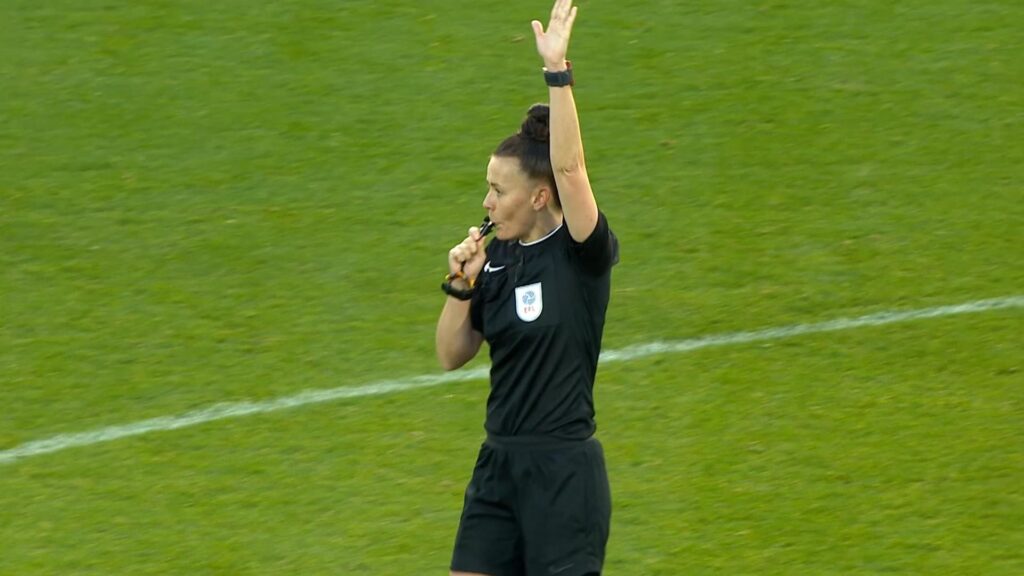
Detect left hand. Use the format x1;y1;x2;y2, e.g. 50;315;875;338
531;0;578;70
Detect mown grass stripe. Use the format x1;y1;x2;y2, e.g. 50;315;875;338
2;295;1021;465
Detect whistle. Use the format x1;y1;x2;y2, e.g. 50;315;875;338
479;216;495;237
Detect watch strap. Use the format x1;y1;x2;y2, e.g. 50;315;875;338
543;60;574;87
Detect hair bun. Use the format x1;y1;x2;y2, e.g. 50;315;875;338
520;104;550;143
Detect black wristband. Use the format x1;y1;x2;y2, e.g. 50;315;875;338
441;273;474;300
543;60;574;87
441;280;474;300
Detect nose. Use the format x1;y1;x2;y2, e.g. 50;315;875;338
482;189;495;210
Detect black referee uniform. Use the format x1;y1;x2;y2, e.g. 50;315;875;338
451;211;619;576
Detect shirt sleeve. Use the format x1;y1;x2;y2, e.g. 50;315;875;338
571;211;619;276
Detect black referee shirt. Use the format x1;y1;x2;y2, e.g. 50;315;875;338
470;211;619;440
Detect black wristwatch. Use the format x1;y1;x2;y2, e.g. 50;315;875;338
441;272;474;301
543;60;574;87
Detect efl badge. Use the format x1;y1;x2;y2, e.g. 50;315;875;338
514;282;543;322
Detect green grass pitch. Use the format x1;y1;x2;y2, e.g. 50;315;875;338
2;0;1022;573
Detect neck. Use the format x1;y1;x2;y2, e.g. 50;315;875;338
520;210;562;244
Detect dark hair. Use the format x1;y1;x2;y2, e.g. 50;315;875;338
493;104;560;207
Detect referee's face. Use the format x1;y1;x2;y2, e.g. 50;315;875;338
484;155;541;241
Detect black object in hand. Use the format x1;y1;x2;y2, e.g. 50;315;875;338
479;216;495;237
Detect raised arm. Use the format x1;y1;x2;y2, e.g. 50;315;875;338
531;0;599;243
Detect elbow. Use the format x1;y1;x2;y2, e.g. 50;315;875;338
436;350;465;372
435;328;480;371
552;150;585;175
553;160;584;176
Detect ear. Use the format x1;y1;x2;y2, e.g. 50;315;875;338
531;185;552;211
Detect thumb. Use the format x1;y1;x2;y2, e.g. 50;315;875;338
531;20;544;39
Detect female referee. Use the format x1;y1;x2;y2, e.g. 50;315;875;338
435;2;618;575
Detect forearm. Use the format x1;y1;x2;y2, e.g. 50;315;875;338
435;297;482;371
544;57;599;240
545;63;586;174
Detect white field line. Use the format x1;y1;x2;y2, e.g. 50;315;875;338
2;295;1021;466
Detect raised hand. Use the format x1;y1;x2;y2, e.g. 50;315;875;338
531;0;578;70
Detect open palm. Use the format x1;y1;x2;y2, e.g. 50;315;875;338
531;0;578;69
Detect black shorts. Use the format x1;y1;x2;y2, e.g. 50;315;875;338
450;435;611;576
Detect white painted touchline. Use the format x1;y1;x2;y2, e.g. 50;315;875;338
597;295;1024;362
1;295;1021;465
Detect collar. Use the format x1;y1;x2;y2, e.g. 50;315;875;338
518;221;563;247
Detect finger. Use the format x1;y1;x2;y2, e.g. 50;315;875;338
468;226;481;241
567;5;578;27
531;19;544;39
555;0;572;20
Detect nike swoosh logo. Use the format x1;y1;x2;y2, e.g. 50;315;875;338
484;262;506;273
549;562;575;574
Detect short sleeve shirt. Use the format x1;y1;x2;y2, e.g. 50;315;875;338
470;211;619;440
